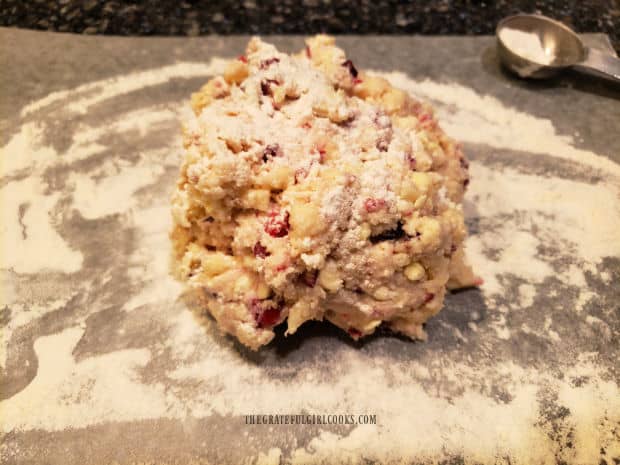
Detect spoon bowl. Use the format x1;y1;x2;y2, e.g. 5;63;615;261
496;14;585;78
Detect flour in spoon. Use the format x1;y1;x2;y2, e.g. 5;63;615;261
499;28;555;65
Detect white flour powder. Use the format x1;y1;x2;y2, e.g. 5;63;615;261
498;28;555;65
1;60;619;464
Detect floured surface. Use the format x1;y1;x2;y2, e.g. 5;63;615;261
1;30;619;465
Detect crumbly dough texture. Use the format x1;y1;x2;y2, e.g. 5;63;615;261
171;35;477;350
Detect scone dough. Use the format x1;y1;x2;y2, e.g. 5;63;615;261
171;35;477;350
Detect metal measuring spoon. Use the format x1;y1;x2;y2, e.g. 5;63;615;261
496;14;620;83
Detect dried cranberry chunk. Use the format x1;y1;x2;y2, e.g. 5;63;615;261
262;143;282;162
406;152;416;170
264;211;290;237
258;306;281;328
419;113;431;122
249;298;283;328
253;242;270;258
259;57;280;69
348;327;362;338
260;79;279;96
275;262;288;272
342;59;358;78
260;80;271;96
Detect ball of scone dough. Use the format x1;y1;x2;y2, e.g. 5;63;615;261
170;35;478;350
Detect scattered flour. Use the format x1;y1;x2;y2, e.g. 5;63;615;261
517;283;536;308
4;311;618;465
0;176;84;274
69;159;165;220
20;60;230;117
0;327;177;431
2;60;619;465
122;205;183;312
462;162;620;297
1;122;59;175
255;447;282;465
0;294;75;370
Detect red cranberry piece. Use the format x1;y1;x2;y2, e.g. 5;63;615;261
424;292;435;304
257;306;281;328
301;270;318;288
342;59;358;78
260;80;271;96
238;55;248;63
253;242;270;258
249;298;283;328
259;57;280;69
264;211;290;238
406;152;416;170
348;327;362;338
262;143;282;162
260;79;279;96
353;77;363;85
463;178;470;187
419;113;432;123
364;198;386;213
305;46;312;58
459;157;469;169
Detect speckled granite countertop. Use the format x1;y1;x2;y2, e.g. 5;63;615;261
1;0;619;53
1;28;620;465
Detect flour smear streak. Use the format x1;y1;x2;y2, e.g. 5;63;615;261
1;60;619;465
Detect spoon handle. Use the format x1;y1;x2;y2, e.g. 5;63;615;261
572;47;620;83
